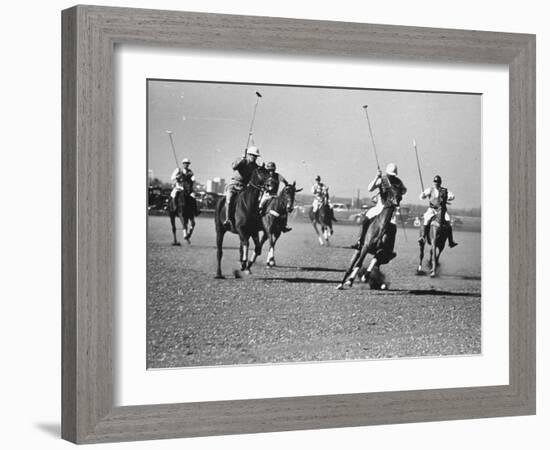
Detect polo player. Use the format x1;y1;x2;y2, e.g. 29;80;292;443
418;175;458;248
311;175;328;213
170;158;199;215
224;145;261;228
259;161;292;233
351;163;407;250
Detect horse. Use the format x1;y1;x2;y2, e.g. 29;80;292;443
168;185;197;246
259;181;302;267
418;191;450;277
214;166;269;278
337;198;397;290
309;201;334;246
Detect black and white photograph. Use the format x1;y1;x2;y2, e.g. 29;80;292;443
146;79;482;369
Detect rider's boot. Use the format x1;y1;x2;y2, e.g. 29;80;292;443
448;226;459;248
350;217;370;250
170;195;177;211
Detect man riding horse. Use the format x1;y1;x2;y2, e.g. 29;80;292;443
224;145;261;229
259;161;292;233
418;175;458;248
311;175;327;213
350;163;407;251
311;175;336;222
170;158;200;215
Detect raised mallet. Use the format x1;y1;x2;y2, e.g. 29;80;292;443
166;130;179;167
413;138;425;192
245;91;263;150
362;105;381;171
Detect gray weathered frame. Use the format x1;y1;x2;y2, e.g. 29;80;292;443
62;5;536;444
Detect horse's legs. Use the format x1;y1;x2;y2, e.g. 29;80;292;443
266;233;277;266
347;245;371;286
182;217;189;242
215;227;226;279
430;245;436;277
418;240;425;273
247;233;262;271
360;257;378;283
178;213;186;242
312;221;323;246
323;226;330;245
187;216;196;241
240;237;250;272
170;214;180;245
433;245;443;276
259;232;270;265
337;246;367;289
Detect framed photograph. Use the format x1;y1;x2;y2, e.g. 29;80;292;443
62;5;535;444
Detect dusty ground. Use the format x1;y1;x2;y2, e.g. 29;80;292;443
147;216;481;368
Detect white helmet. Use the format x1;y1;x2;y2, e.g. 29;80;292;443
246;146;260;157
385;162;398;176
181;158;191;164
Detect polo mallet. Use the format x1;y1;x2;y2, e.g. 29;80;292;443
166;130;179;167
245;91;263;152
413;138;425;192
362;105;381;172
363;106;407;241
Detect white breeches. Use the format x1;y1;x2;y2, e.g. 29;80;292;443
171;186;195;199
312;198;322;212
260;192;274;208
423;208;450;225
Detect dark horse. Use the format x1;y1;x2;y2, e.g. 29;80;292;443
309;202;334;246
418;189;450;277
337;197;397;290
260;182;302;267
214;166;269;278
168;185;197;246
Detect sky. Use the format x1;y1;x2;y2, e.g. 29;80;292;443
148;80;481;209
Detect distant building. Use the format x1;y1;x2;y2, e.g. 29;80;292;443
206;177;226;194
213;177;226;193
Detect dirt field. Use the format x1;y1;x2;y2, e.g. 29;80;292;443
147;215;481;368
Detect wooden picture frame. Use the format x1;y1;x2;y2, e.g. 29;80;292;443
62;5;535;444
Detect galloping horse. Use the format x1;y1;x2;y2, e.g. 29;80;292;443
309;202;334;246
214;166;269;278
337;197;397;290
260;181;301;267
418;189;450;277
168;183;197;246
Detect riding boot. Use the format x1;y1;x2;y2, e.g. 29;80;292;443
351;217;370;250
170;196;177;211
418;224;429;243
448;226;458;248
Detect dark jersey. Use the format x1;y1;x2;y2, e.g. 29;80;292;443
379;175;407;205
265;172;287;195
231;157;259;184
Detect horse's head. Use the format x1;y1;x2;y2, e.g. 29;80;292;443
435;188;449;223
379;178;402;210
282;181;302;213
250;163;270;189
